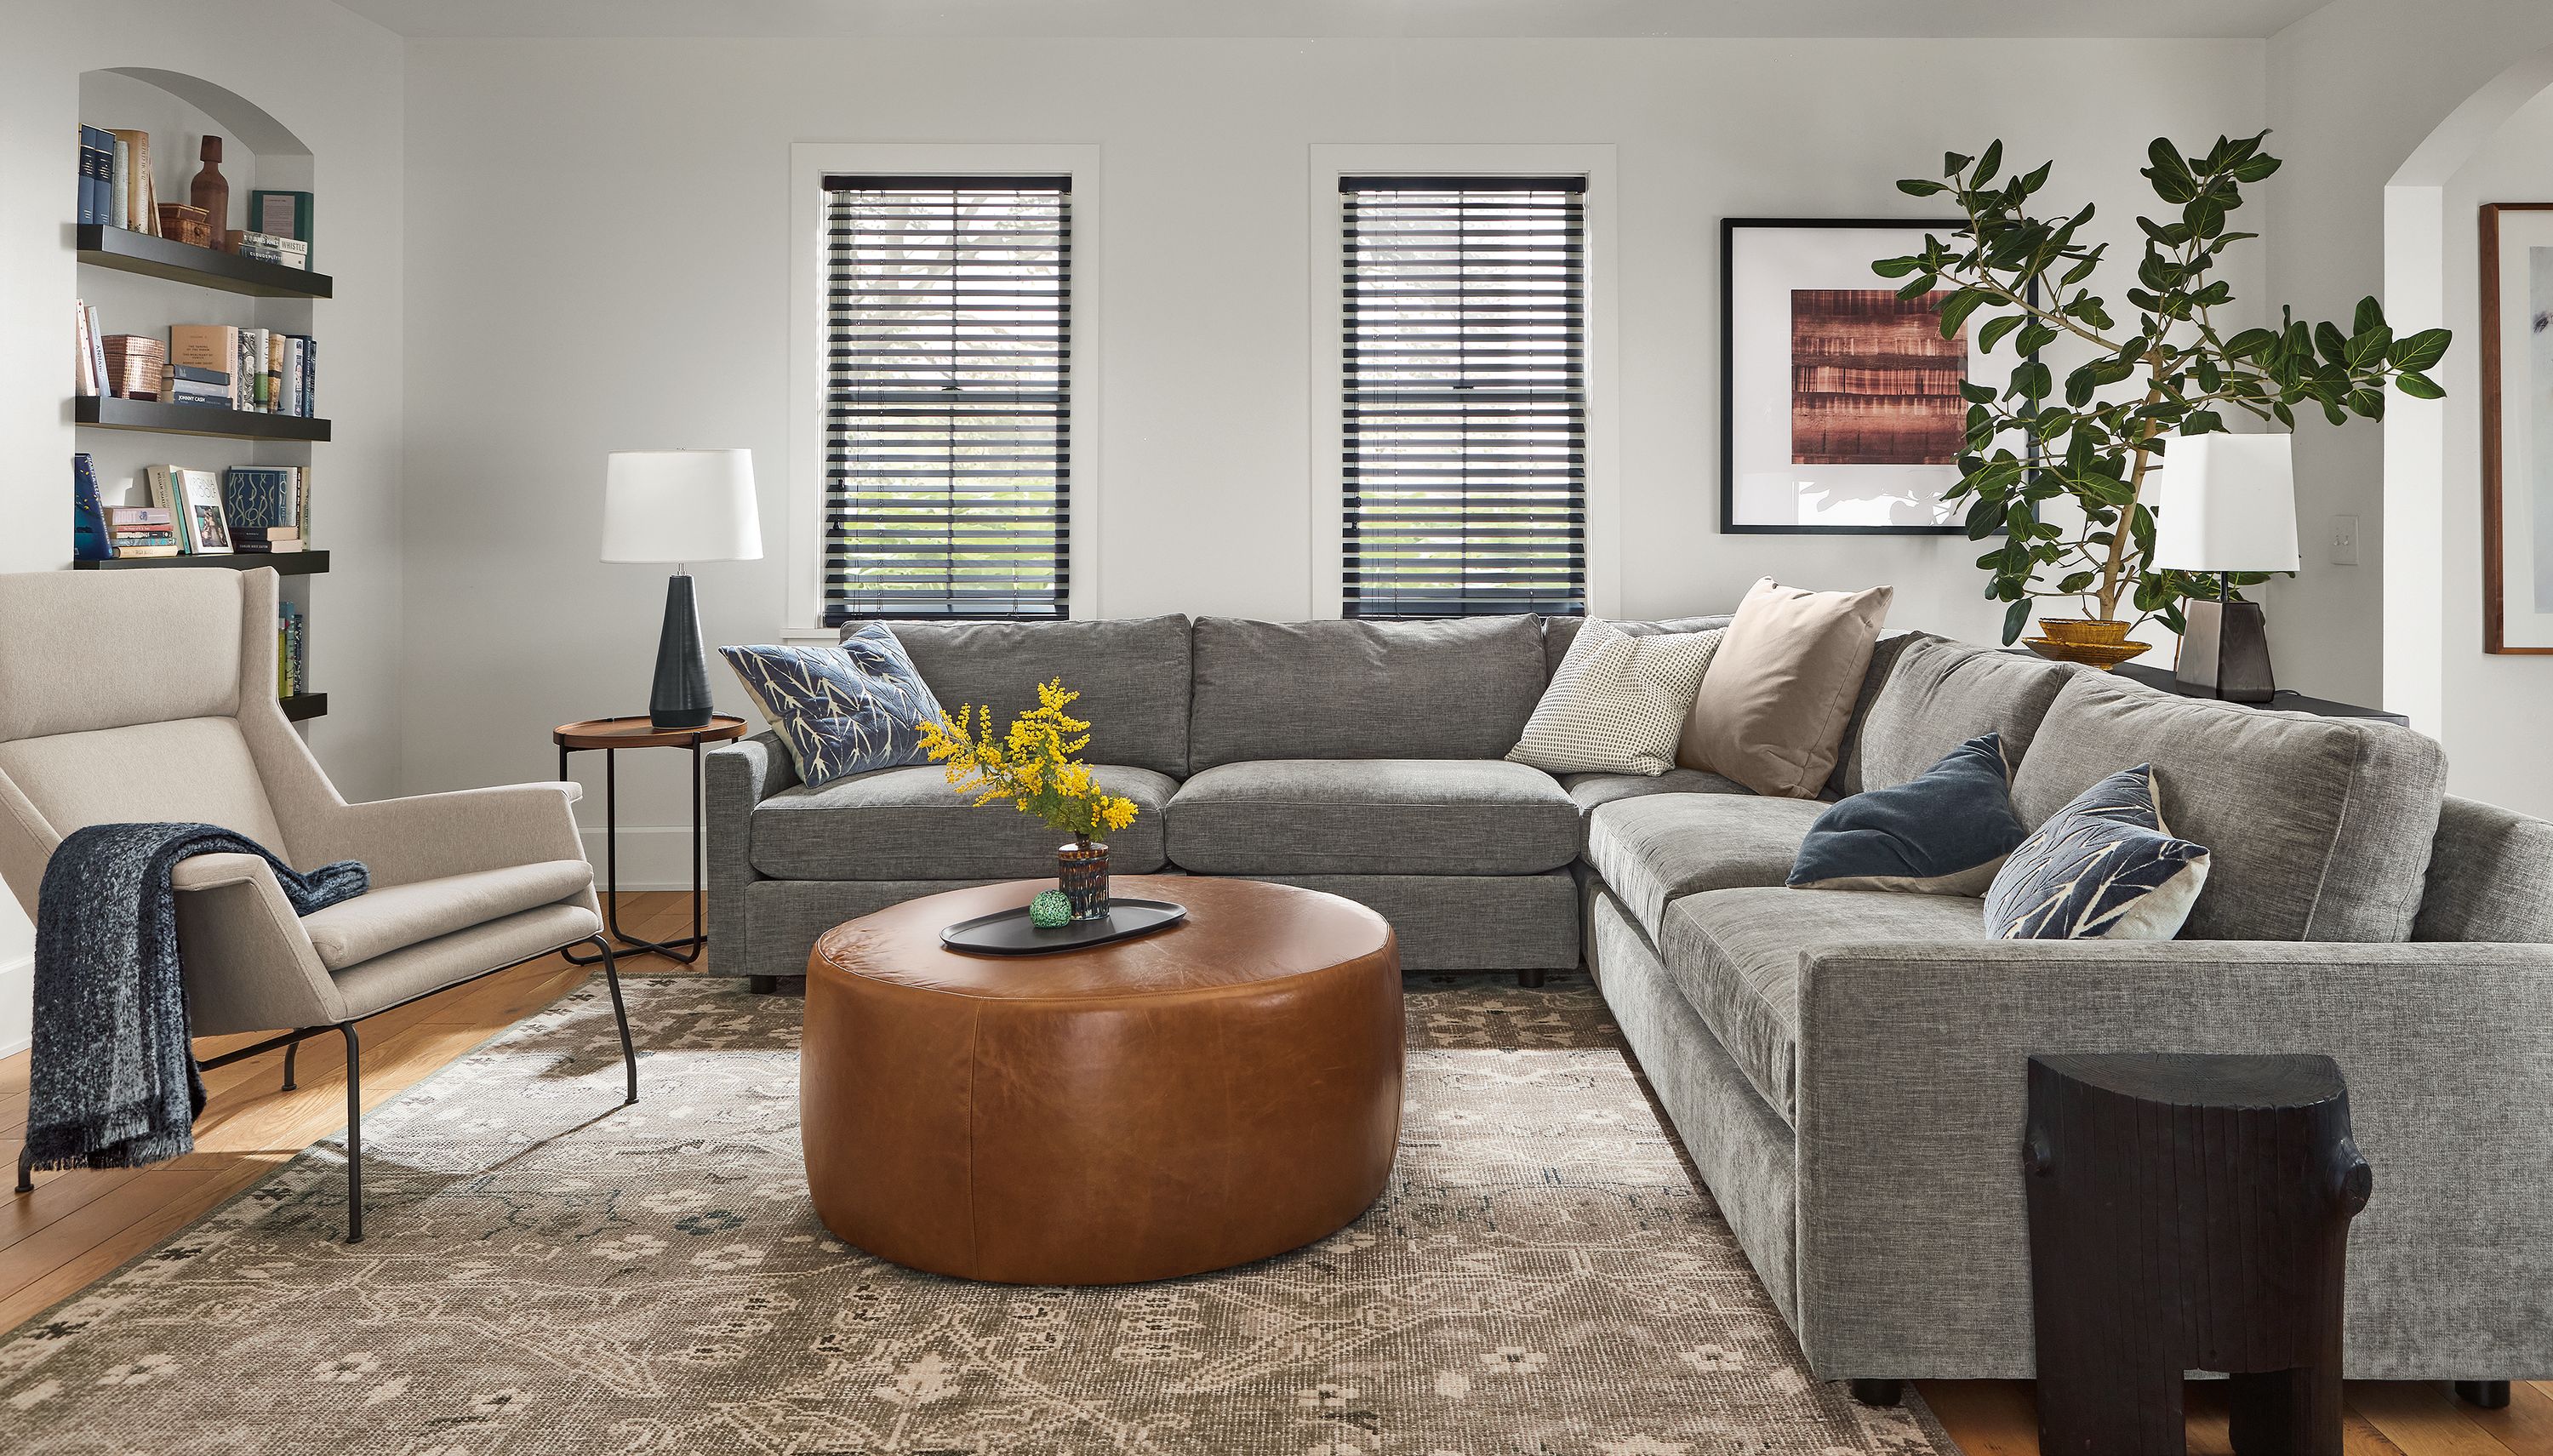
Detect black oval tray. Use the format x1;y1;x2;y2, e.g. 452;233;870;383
940;897;1188;956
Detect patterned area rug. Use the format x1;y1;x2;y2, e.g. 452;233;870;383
0;974;1953;1455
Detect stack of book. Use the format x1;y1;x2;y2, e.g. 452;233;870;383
278;602;309;697
76;125;160;233
167;365;229;408
165;325;317;415
231;525;305;555
106;507;178;557
238;231;309;270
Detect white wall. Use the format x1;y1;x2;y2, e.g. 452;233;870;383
0;0;405;1049
402;35;2270;880
2266;0;2553;746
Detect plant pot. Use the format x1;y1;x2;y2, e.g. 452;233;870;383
1056;841;1111;921
2024;617;2154;671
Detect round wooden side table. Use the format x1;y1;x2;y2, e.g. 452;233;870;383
554;714;747;965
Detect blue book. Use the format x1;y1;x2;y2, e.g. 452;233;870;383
77;127;114;226
222;465;299;529
72;454;113;561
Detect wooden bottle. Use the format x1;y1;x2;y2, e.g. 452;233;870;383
190;137;230;248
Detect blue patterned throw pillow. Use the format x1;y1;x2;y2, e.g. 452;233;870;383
1788;733;2028;894
718;625;946;789
1983;765;2212;939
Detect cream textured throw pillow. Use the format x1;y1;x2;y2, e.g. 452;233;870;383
1508;620;1724;776
1679;578;1893;797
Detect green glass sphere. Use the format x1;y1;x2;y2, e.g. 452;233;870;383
1029;890;1073;928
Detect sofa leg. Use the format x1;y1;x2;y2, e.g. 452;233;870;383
1516;967;1546;988
1848;1379;1903;1407
2454;1380;2511;1410
595;937;639;1105
340;1022;363;1245
748;975;779;996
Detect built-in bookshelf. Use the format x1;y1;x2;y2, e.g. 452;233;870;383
75;70;328;723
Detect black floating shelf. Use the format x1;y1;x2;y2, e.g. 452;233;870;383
75;550;328;576
76;395;330;442
76;224;331;299
282;694;327;722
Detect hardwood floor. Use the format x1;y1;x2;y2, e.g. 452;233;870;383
0;890;2540;1455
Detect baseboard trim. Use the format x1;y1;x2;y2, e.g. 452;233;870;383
577;825;704;894
0;951;31;1058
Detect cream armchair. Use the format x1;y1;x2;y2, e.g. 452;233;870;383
0;568;634;1242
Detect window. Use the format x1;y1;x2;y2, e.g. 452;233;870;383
1339;176;1586;619
823;175;1071;622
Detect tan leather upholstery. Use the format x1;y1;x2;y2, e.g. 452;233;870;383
803;875;1402;1285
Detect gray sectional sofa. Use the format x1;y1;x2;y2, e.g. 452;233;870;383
705;613;2553;1390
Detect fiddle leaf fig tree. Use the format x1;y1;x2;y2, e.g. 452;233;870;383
1877;132;2452;644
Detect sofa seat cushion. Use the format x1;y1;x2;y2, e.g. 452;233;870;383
1585;792;1829;943
751;765;1176;880
2011;673;2447;941
1561;768;1753;854
1166;759;1576;876
1659;885;1990;1124
301;859;595;972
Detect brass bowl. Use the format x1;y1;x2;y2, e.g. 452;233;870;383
2024;617;2152;671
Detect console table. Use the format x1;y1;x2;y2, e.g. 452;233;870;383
2109;660;2408;726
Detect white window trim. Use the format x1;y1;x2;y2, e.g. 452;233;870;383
786;142;1102;640
1305;143;1619;621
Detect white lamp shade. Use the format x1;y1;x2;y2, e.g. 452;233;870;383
600;449;763;563
2147;433;2300;574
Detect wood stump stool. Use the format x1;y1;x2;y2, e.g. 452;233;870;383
2024;1053;2372;1456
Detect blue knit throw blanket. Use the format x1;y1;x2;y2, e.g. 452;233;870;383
25;823;368;1172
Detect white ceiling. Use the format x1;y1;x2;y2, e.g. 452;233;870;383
334;0;2336;42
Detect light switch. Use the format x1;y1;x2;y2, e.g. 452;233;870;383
2329;514;2359;566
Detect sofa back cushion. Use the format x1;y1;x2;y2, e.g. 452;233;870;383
2008;673;2447;941
2413;795;2553;943
1189;615;1547;770
1841;634;2079;793
880;615;1192;777
1542;614;1733;682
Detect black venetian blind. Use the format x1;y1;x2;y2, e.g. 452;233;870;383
1340;176;1587;619
823;176;1071;622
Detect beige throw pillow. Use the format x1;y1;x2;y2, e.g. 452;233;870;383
1508;620;1724;776
1679;577;1894;797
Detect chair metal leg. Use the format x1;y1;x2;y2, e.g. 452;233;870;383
340;1022;363;1244
14;1144;30;1195
595;936;638;1105
281;1039;298;1091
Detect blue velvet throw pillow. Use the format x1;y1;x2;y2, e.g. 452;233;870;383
718;625;946;790
1983;764;2213;939
1789;733;2028;895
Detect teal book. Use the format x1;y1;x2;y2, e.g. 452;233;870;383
222;465;299;528
71;454;113;561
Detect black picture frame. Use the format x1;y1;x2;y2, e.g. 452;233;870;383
1720;216;1979;536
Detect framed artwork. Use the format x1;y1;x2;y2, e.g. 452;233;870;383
1722;217;1990;534
2482;203;2553;653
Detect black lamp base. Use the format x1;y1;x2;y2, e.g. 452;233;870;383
2174;595;2276;704
649;572;713;729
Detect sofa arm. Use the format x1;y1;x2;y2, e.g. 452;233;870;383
705;732;796;976
169;853;346;1034
294;781;588;892
1791;939;2553;1383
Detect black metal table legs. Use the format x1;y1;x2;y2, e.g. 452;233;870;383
561;738;710;966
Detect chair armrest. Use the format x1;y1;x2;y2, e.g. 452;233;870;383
300;782;587;888
705;732;795;976
169;854;345;1033
1789;938;2553;1380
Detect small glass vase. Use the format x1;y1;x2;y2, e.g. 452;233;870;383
1056;841;1111;921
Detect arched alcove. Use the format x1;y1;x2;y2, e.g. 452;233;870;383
2381;43;2553;791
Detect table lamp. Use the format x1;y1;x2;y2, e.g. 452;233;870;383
2149;433;2299;704
602;449;762;729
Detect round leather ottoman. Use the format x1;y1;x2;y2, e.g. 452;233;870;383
802;875;1403;1285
